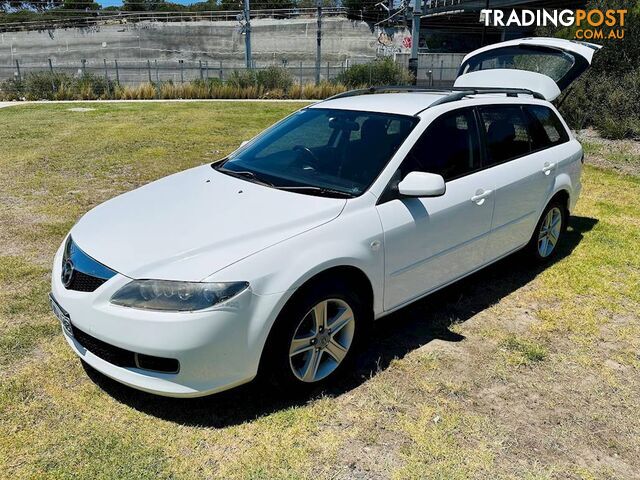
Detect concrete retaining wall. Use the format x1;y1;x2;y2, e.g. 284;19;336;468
0;17;410;67
0;18;466;86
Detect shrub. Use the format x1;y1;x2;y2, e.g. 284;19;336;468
194;77;223;89
0;71;118;101
0;78;26;101
256;66;293;92
23;72;75;100
114;83;157;100
289;81;348;100
226;69;258;89
560;69;640;139
74;73;114;100
335;58;414;87
1;74;350;102
540;0;640;139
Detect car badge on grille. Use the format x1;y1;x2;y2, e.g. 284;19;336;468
61;259;75;288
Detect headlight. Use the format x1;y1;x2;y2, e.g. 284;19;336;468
110;280;249;312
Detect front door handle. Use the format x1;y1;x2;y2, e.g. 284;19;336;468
542;162;556;175
471;189;493;205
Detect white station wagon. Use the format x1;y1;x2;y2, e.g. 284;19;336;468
50;38;600;396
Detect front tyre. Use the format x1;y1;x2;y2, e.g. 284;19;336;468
264;280;366;390
527;200;566;262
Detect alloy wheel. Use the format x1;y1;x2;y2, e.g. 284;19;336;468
288;298;356;383
538;206;562;258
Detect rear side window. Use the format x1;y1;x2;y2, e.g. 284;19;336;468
525;105;570;150
479;106;531;166
401;108;481;181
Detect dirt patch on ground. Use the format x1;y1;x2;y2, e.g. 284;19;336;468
576;128;640;176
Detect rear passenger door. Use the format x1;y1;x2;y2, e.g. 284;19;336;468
479;104;565;261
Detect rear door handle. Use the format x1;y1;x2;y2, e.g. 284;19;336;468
542;162;556;175
471;189;493;205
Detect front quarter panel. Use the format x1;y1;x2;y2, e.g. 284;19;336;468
204;193;385;362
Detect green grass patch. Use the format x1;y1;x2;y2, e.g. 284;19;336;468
500;335;548;365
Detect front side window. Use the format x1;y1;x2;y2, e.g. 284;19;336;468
215;108;418;197
400;108;481;181
479;106;531;166
525;105;570;150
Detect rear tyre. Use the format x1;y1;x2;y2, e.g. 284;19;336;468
526;200;567;263
262;279;368;391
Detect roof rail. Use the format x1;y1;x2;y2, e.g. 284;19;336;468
427;87;545;110
322;85;545;108
324;85;451;101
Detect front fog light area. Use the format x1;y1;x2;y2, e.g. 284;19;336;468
110;280;249;311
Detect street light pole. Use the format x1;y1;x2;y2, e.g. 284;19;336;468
481;0;490;46
315;0;322;85
244;0;252;69
409;0;421;85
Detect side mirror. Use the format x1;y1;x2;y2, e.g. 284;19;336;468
239;140;250;148
398;171;446;197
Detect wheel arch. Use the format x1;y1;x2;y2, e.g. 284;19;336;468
256;264;375;376
550;188;570;214
291;265;375;314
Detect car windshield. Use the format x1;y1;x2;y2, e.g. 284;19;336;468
214;108;419;197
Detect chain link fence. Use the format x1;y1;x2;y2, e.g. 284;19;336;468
0;59;356;86
0;53;465;88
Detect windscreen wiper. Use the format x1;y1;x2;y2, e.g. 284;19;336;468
275;185;355;198
217;167;353;198
217;168;274;187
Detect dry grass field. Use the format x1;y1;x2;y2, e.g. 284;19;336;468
0;102;639;479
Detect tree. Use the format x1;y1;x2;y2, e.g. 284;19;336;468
62;0;100;10
538;0;639;76
122;0;167;12
0;0;61;12
544;0;640;138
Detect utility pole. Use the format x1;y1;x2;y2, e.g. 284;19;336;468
315;0;322;85
481;0;490;46
244;0;252;69
409;0;421;85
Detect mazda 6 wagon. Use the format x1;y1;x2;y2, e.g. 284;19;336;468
50;38;600;396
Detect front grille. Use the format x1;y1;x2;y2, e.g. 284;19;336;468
72;325;180;374
62;236;117;293
67;271;107;292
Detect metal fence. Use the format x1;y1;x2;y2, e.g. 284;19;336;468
395;52;465;87
1;58;352;86
0;53;465;88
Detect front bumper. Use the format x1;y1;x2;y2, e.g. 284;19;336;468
50;243;283;397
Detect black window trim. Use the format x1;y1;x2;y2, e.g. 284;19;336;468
376;102;571;206
522;104;571;153
413;105;485;184
377;105;483;204
477;104;532;168
476;103;571;170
